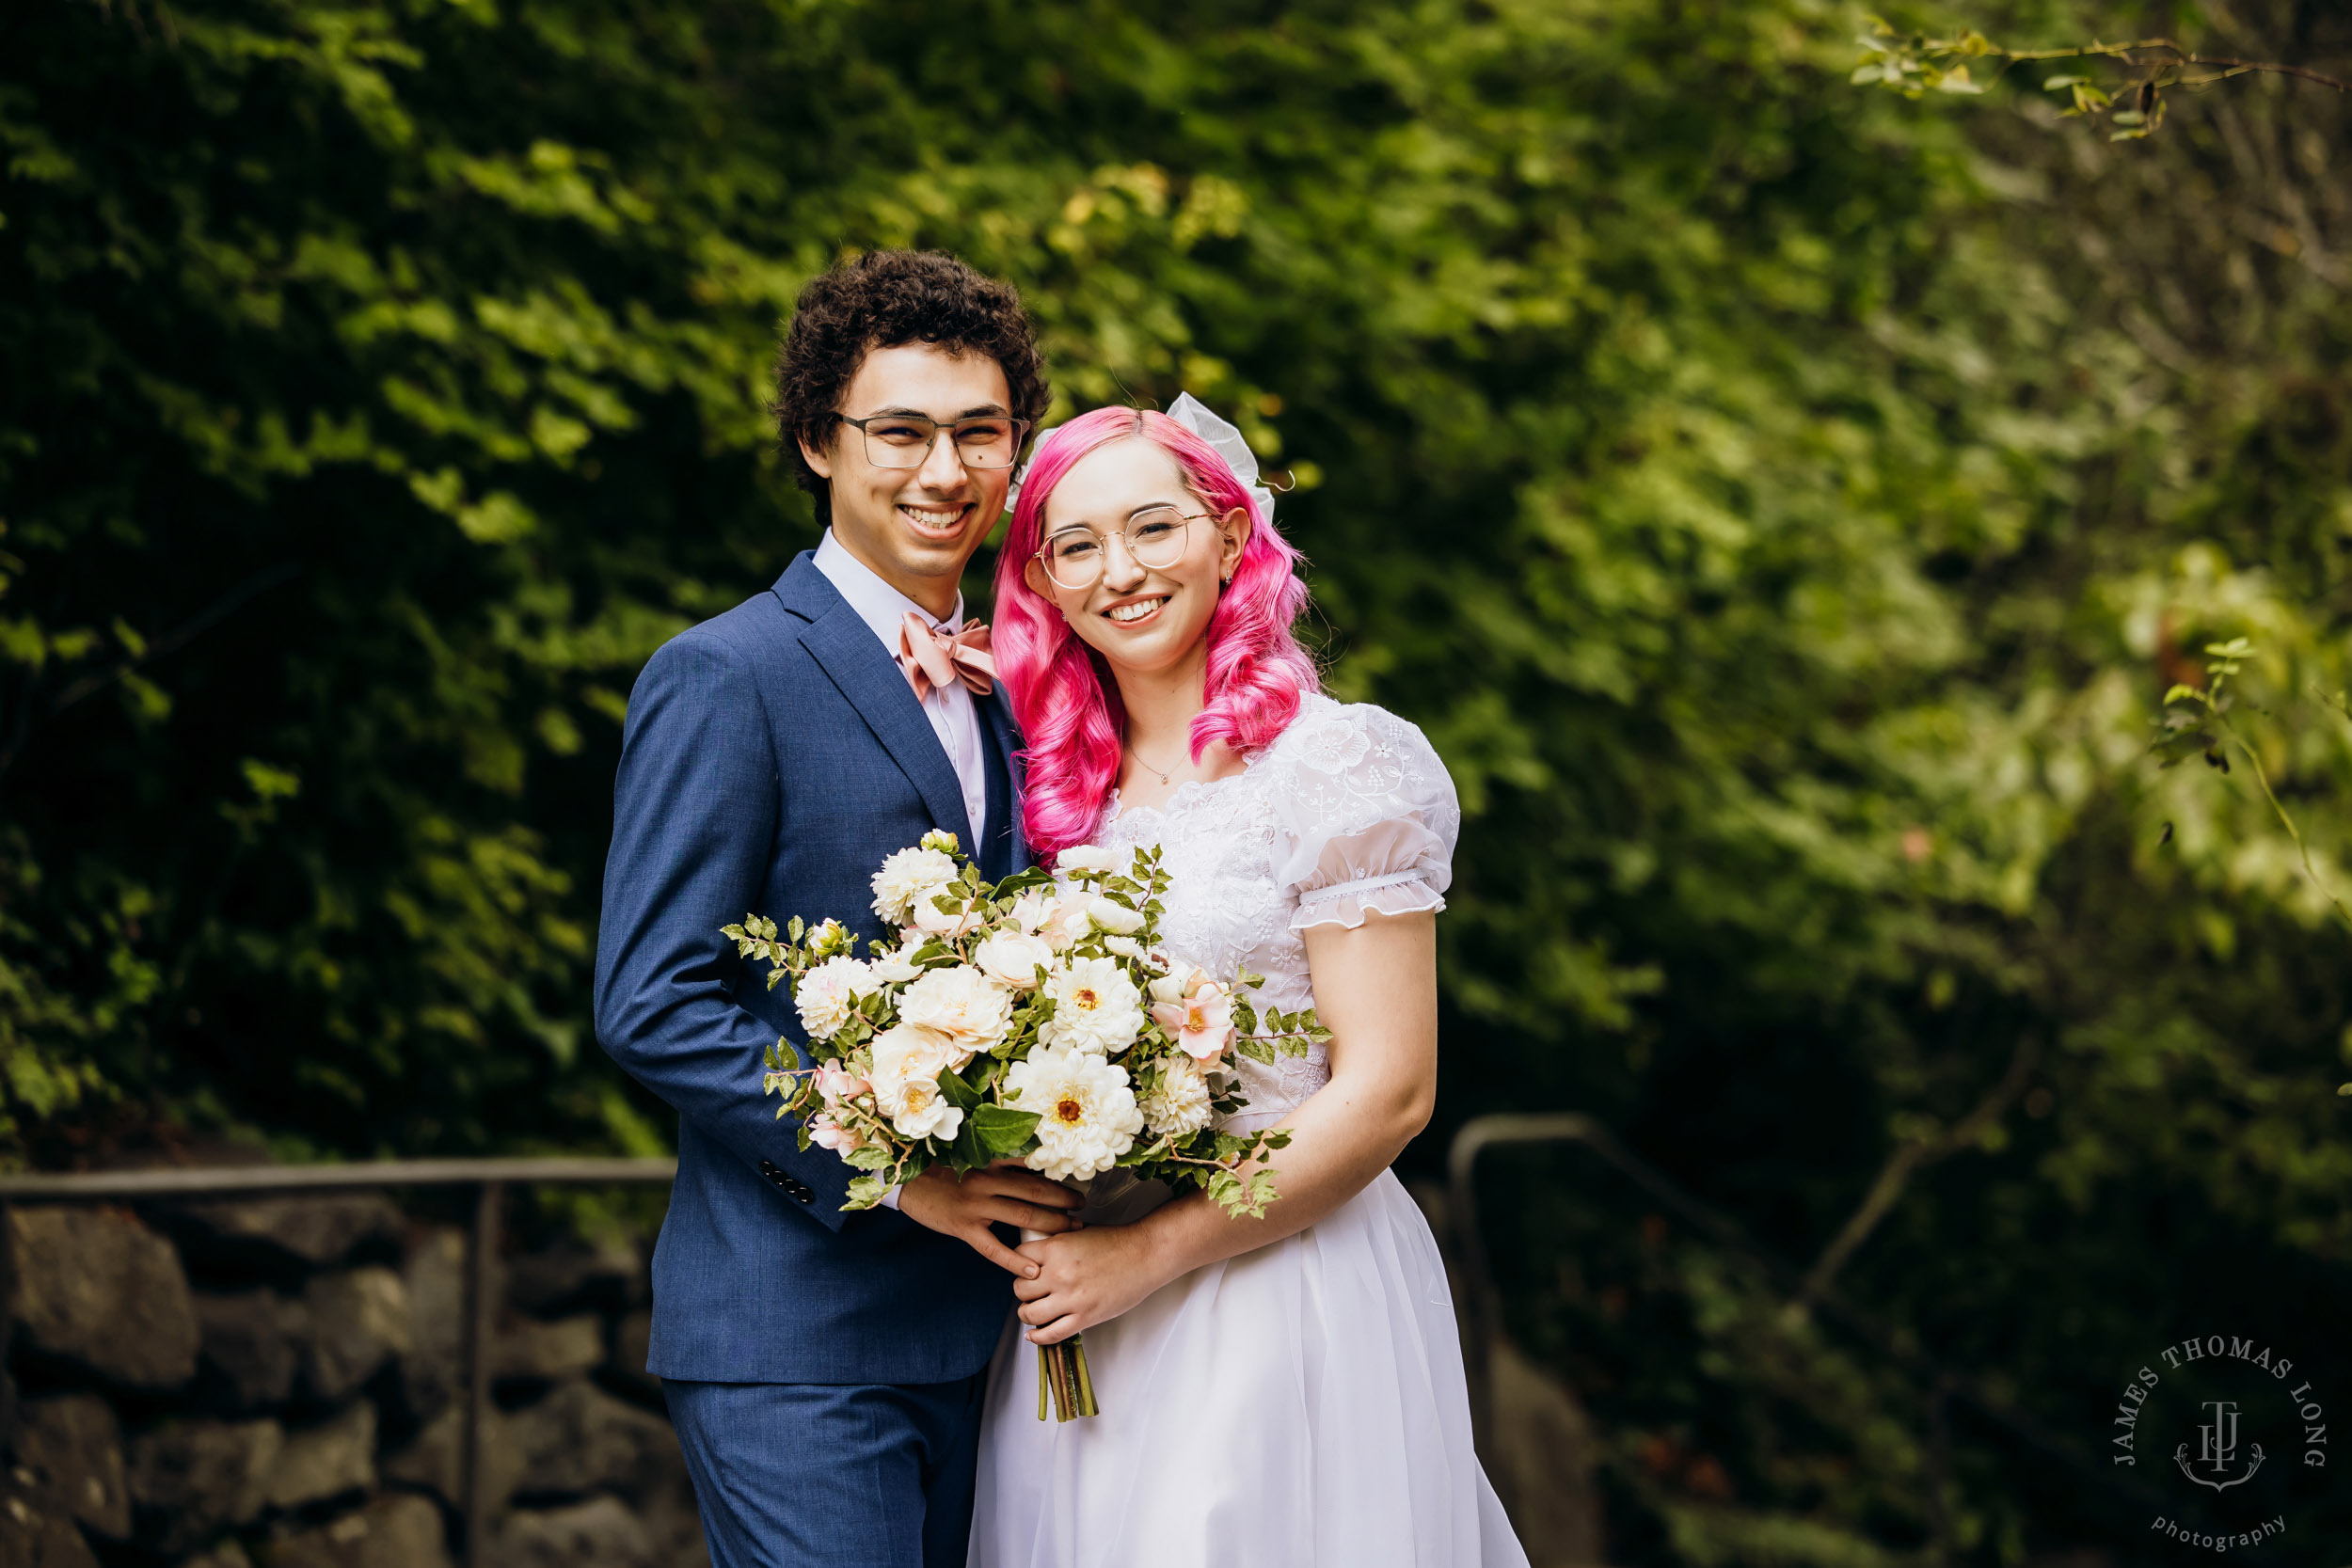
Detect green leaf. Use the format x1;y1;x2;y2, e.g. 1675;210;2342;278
936;1067;984;1111
946;1112;989;1172
971;1103;1042;1156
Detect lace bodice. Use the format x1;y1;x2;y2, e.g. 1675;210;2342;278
1096;695;1461;1130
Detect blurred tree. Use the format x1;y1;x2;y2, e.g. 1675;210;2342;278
2;0;2348;1561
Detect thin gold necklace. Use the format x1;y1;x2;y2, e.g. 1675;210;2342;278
1125;739;1177;786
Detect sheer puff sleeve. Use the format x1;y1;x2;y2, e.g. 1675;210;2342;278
1268;700;1462;931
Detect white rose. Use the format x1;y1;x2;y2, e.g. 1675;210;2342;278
1013;891;1089;953
866;937;925;984
793;956;872;1040
1138;1055;1214;1138
1005;1046;1144;1183
974;929;1055;990
870;846;960;925
1056;844;1120;877
1103;934;1143;958
885;1075;964;1142
895;965;1013;1063
1040;956;1146;1055
909;889;981;938
1087;896;1145;936
867;1023;963;1140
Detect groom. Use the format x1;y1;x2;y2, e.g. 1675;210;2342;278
595;249;1080;1568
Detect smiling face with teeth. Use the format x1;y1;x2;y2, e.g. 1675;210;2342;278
1025;437;1250;690
798;342;1016;621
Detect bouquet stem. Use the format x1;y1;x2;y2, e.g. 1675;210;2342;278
1037;1336;1097;1421
1021;1223;1099;1421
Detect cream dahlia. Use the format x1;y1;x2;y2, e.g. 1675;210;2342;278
1138;1055;1214;1138
1040;956;1145;1054
1006;1046;1143;1182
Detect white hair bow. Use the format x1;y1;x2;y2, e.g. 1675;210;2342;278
1006;392;1276;524
1165;393;1278;524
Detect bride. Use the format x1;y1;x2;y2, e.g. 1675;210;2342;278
968;398;1528;1567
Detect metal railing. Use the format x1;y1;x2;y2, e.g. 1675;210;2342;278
0;1157;678;1567
0;1116;2162;1561
1443;1112;2165;1529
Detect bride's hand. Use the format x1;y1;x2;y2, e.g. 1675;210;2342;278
1010;1224;1171;1344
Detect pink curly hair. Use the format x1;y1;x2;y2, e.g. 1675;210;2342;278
992;405;1317;863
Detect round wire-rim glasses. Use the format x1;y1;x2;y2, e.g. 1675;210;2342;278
1035;507;1216;592
834;411;1031;471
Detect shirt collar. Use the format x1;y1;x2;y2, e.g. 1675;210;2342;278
812;530;965;650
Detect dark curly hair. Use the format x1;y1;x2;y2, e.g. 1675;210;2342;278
773;249;1050;528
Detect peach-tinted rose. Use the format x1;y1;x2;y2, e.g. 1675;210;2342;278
816;1058;870;1106
1151;979;1236;1062
809;1116;865;1154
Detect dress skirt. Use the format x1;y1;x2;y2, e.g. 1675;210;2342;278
966;1170;1529;1568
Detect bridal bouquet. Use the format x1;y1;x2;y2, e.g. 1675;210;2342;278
722;831;1327;1419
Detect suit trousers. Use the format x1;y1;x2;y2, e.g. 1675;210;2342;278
664;1372;988;1568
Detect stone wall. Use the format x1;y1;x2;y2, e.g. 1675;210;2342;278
0;1196;706;1568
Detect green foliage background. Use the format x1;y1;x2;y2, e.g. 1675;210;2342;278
4;0;2349;1560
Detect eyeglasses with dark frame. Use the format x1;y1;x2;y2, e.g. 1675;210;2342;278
1035;507;1217;592
834;410;1031;471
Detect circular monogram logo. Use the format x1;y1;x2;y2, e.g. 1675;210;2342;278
2110;1335;2330;1556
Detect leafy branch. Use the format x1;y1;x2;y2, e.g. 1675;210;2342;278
1851;20;2349;139
0;562;301;783
2156;638;2352;937
1788;1034;2038;1318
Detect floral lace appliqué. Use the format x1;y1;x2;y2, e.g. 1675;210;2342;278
1095;695;1459;1129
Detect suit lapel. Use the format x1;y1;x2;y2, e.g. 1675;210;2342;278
774;556;976;848
977;689;1028;873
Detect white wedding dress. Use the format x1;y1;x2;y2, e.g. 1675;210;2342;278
967;695;1528;1568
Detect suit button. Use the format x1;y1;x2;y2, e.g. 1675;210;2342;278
758;1161;779;1175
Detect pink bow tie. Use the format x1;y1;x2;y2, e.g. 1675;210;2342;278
897;611;995;701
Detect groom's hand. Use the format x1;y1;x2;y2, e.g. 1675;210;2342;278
898;1161;1084;1277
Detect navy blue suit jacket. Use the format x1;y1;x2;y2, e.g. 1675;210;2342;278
595;551;1026;1385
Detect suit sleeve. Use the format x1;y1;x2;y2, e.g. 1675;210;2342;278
594;630;858;1230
